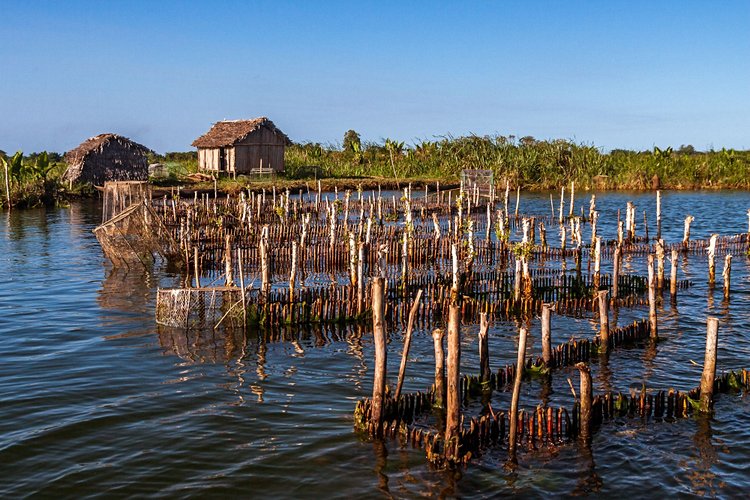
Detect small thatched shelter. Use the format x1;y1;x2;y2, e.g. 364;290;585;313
192;117;291;174
64;134;150;185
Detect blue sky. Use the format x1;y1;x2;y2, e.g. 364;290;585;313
0;1;748;154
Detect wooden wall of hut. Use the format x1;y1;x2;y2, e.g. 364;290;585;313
233;127;285;174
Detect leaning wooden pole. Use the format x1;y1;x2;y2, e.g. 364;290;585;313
370;277;387;435
508;325;528;465
699;317;719;413
394;289;424;400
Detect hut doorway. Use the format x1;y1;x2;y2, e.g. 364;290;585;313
219;148;227;172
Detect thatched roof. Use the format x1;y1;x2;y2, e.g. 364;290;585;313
191;117;291;148
65;134;150;166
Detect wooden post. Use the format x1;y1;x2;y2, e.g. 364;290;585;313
670;249;679;299
656;239;665;290
349;232;358;287
289;241;297;302
593;237;601;288
193;246;201;288
612;246;621;299
514;186;520;218
656;190;662;240
514;258;522;301
478;312;491;387
445;300;462;459
260;225;270;299
683;216;694;247
541;303;552;366
708;234;718;286
508;326;528;464
568;181;575;217
432;329;446;409
371;277;387;434
394;289;424;400
648;254;658;339
723;254;732;299
576;362;593;443
444;242;462;458
699;317;719;413
559;185;565;224
598;290;610;352
357;242;365;314
224;234;234;286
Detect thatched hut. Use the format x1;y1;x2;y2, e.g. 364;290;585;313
64;134;150;185
192;117;291;175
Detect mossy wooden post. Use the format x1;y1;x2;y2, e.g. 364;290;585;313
508;326;528;465
612;246;621;299
478;312;491;388
224;235;234;286
445;244;462;460
394;289;423;400
723;254;732;300
514;258;522;301
576;362;593;443
683;216;694;249
371;277;387;435
670;249;679;300
699;317;719;413
541;303;552;366
598;290;610;351
432;328;446;409
708;234;718;286
648;254;658;339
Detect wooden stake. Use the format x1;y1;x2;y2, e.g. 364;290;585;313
708;234;718;285
541;303;552;366
723;254;732;299
576;362;592;443
699;317;719;413
508;326;528;464
371;277;387;433
670;249;679;299
224;234;234;286
432;328;446;408
478;312;491;387
648;254;658;339
656;190;662;240
598;290;610;351
612;246;621;299
394;289;424;400
683;216;694;246
445;300;462;459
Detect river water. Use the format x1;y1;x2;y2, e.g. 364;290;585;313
1;192;749;497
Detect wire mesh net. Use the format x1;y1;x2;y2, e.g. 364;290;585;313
94;202;182;268
156;287;245;329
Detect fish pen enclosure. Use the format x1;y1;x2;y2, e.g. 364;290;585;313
100;180;151;223
92;180;750;477
94;202;181;268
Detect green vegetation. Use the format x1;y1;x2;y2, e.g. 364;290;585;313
1;151;69;209
3;135;750;210
285;134;750;190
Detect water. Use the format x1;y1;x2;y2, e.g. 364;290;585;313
1;192;750;497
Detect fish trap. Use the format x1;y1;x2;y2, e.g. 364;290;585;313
94;202;182;268
156;287;245;329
